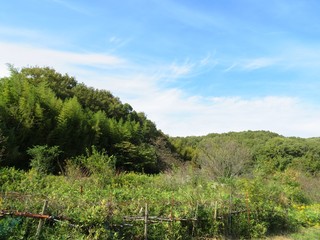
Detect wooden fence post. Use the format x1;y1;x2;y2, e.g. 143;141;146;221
192;201;199;236
229;187;233;237
144;203;148;240
246;192;250;226
36;200;48;239
214;201;218;221
169;197;174;237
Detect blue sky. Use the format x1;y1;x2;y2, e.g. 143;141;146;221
1;0;320;137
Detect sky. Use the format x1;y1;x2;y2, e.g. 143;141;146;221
1;0;320;137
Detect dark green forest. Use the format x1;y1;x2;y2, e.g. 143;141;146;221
1;66;320;239
0;66;180;173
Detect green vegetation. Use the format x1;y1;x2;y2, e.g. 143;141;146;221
0;66;179;173
289;226;320;239
1;66;320;239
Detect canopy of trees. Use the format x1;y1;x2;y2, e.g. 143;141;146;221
1;65;320;178
170;130;320;178
0;66;180;173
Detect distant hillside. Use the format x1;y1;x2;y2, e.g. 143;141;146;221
0;66;183;173
170;130;320;176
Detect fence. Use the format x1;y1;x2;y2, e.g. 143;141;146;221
0;191;284;239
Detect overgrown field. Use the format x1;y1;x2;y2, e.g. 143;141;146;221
1;152;320;239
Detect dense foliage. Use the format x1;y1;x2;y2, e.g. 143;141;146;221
1;66;320;239
0;66;180;173
1;156;320;239
171;131;320;178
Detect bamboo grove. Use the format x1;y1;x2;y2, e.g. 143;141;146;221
0;66;176;173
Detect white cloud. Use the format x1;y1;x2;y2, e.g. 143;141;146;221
163;55;217;81
0;41;125;77
98;71;320;138
1;41;320;138
138;95;320;138
283;44;320;69
169;62;193;77
0;26;40;39
200;53;212;66
49;0;91;15
242;57;280;71
222;43;320;73
223;63;237;72
109;36;121;44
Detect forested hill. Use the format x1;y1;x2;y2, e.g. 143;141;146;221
0;66;181;173
170;130;320;177
1;66;320;177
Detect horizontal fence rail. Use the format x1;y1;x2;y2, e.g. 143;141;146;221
0;191;290;239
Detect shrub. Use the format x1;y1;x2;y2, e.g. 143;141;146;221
27;145;62;175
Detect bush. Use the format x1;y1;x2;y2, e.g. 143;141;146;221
27;145;62;175
67;146;116;188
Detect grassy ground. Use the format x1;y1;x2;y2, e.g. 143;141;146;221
267;226;320;240
289;226;320;240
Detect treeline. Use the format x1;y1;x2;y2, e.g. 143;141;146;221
1;65;320;178
170;130;320;178
0;66;179;173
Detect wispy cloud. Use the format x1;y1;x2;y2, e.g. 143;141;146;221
139;95;320;138
241;57;280;70
220;43;320;74
155;0;225;30
49;0;91;15
0;41;125;77
283;43;320;69
109;36;122;45
86;61;320;138
1;41;320;138
2;0;320;139
129;55;217;86
108;36;132;51
0;26;39;39
222;57;281;72
166;54;217;80
169;62;194;77
223;63;238;72
0;25;72;50
200;53;212;66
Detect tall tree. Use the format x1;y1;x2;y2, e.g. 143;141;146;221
54;97;88;156
20;66;77;100
198;138;252;180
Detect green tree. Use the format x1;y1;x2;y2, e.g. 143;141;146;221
0;65;179;173
0;70;63;168
89;110;110;147
113;141;157;172
256;137;308;172
73;83;134;120
78;146;115;177
54;97;89;156
20;66;77;100
27;145;62;175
